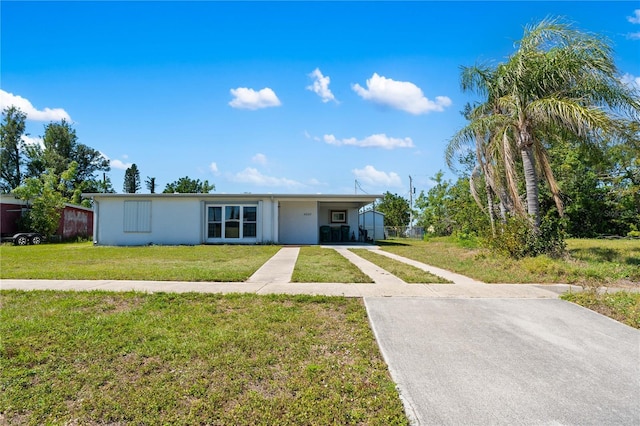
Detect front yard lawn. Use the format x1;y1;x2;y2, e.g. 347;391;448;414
0;243;280;282
0;291;408;425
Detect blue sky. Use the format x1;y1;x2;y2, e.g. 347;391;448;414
2;1;639;197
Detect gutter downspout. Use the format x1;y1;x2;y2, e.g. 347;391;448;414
271;196;275;244
92;198;99;245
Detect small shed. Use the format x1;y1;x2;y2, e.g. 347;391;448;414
0;194;93;241
358;209;385;241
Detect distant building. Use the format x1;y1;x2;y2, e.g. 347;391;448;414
0;194;93;241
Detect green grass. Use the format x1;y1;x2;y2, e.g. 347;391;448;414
350;249;450;283
379;237;640;286
0;243;280;282
561;290;640;329
0;291;408;425
292;247;372;283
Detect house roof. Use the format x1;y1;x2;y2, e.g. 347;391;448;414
83;193;382;204
2;194;93;212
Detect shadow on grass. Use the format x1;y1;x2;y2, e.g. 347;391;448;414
572;247;619;263
626;257;640;266
375;240;412;247
572;246;640;268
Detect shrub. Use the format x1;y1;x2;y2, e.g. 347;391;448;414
483;215;566;259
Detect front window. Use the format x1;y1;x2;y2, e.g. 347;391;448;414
243;206;257;237
208;206;222;238
207;205;257;240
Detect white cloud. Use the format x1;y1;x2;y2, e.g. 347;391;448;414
0;90;71;122
21;135;44;149
628;9;640;24
627;32;640;40
621;73;640;90
109;159;133;170
231;167;302;188
352;165;402;188
229;87;281;110
209;162;219;174
323;133;414;149
352;73;452;115
252;153;268;165
306;68;337;103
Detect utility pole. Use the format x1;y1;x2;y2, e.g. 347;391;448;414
409;175;414;234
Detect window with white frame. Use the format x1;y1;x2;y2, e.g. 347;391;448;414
207;204;257;239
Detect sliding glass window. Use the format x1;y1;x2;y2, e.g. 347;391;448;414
207;205;257;240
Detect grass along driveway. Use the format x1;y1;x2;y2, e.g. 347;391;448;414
379;237;639;287
0;291;408;425
292;247;372;283
350;249;451;283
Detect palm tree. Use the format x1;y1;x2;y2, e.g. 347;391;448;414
449;18;640;231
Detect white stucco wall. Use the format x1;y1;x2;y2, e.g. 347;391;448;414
278;200;318;244
95;197;202;246
88;194;379;246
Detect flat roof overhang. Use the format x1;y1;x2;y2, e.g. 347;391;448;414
82;193;382;205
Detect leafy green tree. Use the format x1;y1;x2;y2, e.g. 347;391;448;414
27;120;110;198
71;143;111;193
415;171;452;236
123;164;141;193
0;106;27;192
545;125;640;237
446;177;489;237
414;171;487;237
375;192;410;228
42;120;76;175
12;162;79;238
163;176;215;193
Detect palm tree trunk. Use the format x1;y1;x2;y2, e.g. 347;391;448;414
486;183;496;236
521;144;540;228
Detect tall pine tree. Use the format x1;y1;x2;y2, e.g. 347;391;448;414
123;164;141;193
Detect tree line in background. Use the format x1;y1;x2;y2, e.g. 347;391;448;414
379;18;639;258
0;108;214;237
122;164;214;194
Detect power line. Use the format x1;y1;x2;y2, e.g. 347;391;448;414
354;179;369;195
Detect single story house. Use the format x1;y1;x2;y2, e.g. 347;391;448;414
84;193;382;246
0;194;94;241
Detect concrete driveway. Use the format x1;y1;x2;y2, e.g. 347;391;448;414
365;298;640;425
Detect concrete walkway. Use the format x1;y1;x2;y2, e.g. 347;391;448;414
0;246;578;298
